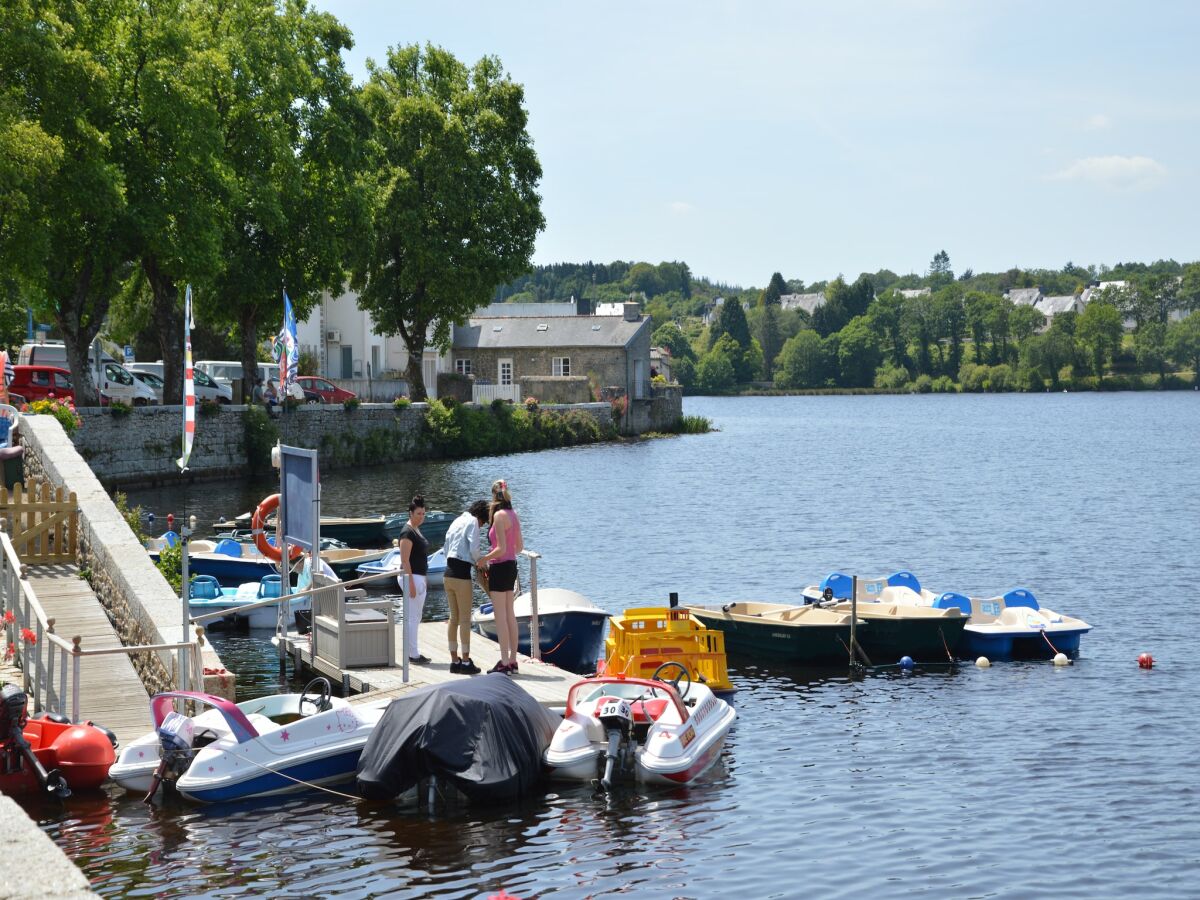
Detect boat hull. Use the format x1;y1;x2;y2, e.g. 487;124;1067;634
178;746;365;803
959;626;1088;661
474;610;608;673
688;607;854;664
852;614;967;663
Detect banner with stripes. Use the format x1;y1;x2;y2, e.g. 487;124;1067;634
176;285;195;471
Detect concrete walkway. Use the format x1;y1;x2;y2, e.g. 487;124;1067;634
0;796;95;898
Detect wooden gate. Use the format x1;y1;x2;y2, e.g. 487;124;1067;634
0;482;79;564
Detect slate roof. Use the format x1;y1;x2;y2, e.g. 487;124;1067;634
454;315;648;350
780;292;826;314
473;302;578;318
1006;287;1042;306
1038;295;1080;317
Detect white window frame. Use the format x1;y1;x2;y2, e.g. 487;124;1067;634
552;356;571;377
455;358;473;376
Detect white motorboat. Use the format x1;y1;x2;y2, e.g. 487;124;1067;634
472;587;609;673
109;679;389;803
544;663;736;789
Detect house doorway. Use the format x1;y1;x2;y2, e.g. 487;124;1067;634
340;346;352;379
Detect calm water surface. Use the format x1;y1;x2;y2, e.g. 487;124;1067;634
34;394;1200;898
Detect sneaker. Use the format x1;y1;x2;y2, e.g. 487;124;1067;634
449;660;464;674
506;661;519;674
460;659;481;675
488;661;507;674
409;655;431;664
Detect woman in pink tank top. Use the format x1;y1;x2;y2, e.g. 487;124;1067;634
480;478;523;673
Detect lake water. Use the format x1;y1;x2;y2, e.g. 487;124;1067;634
32;393;1200;898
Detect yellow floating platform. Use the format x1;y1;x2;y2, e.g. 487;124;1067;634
598;606;735;695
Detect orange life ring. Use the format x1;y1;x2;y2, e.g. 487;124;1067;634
251;494;303;563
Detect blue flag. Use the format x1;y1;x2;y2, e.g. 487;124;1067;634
276;291;299;389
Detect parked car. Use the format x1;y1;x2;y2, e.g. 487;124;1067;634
10;365;74;404
128;363;233;404
295;376;357;404
17;342;157;406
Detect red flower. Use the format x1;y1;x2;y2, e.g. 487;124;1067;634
3;609;13;624
20;627;36;646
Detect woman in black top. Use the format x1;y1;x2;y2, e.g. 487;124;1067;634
398;495;430;663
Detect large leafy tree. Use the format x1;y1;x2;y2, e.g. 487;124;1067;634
353;44;544;400
774;330;826;389
201;0;368;401
112;0;233;402
869;289;909;370
1076;301;1123;377
752;301;783;379
835;315;881;387
1167;312;1200;380
2;0;130;404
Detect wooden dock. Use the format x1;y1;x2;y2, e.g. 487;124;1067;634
279;621;580;709
24;565;154;745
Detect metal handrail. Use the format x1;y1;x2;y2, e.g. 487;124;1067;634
0;526;204;722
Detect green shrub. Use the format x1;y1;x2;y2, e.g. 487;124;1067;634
198;398;221;416
243;403;278;473
114;492;147;543
156;540;183;594
932;375;956;393
21;398;82;434
874;362;911;390
343;397;361;411
109;400;132;417
393;396;411;410
672;415;712;434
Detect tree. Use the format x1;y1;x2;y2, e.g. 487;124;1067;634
902;289;937;374
1010;304;1046;347
2;0;132;405
762;272;787;306
1134;321;1169;384
1167;312;1200;379
708;295;751;351
869;289;909;370
353;44;544;400
928;249;953;289
753;301;783;379
774;330;826;389
1076;301;1123;377
651;322;695;361
835;315;882;387
1179;263;1200;313
695;340;735;393
202;0;368;401
933;284;965;375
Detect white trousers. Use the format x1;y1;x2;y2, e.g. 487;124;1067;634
399;573;427;659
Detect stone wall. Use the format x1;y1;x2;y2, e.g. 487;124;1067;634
462;344;639;396
629;384;684;433
519;375;591;404
18;415;231;698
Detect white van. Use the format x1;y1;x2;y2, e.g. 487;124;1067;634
196;360;277;388
18;342;157;406
128;362;233;404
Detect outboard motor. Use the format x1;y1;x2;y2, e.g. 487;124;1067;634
1;683;71;798
144;710;194;803
594;696;633;792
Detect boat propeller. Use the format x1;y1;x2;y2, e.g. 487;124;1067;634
593;696;633;792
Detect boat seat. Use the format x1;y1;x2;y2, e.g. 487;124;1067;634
214;538;243;558
631;698;669;723
257;575;282;599
190;575;222;600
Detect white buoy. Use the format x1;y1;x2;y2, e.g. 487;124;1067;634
975;656;991;668
1053;652;1069;666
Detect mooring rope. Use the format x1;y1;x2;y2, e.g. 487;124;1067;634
1040;629;1063;657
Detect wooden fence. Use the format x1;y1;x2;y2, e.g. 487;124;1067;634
0;482;79;564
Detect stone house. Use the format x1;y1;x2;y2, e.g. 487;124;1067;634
451;302;653;404
780;292;827;315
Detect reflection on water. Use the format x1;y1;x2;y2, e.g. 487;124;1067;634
28;394;1200;897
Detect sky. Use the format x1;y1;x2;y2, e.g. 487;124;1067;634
315;1;1200;288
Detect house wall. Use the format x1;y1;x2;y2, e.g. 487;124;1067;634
520;376;591;404
458;345;630;392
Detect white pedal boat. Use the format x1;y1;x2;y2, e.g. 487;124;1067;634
109;680;389;803
544;664;736;788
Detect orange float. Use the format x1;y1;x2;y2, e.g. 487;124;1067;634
251;493;303;563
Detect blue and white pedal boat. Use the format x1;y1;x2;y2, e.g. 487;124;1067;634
188;574;308;630
355;546;447;588
109;682;390;803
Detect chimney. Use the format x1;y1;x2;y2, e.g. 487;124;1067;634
623;301;640;322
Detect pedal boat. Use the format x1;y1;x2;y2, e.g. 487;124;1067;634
836;573;1092;660
110;682;388;803
544;669;736;788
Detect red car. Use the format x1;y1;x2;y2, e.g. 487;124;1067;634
9;365;75;404
294;376;357;404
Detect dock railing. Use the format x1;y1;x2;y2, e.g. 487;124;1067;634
0;527;204;722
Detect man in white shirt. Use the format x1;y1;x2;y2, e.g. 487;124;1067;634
443;500;490;674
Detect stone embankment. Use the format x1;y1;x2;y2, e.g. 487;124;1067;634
68;390;682;488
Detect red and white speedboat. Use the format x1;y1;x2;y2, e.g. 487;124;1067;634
544;664;736;789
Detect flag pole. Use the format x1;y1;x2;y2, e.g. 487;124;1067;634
177;284;196;692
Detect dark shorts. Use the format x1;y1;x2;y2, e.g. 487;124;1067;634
488;560;518;593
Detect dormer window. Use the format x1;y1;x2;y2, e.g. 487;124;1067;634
536;323;548;332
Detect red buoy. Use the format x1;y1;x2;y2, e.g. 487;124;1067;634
1138;653;1154;669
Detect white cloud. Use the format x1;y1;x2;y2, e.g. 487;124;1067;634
1051;155;1167;190
668;200;695;215
1084;113;1111;130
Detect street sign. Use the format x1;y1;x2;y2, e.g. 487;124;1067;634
124;345;134;364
